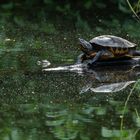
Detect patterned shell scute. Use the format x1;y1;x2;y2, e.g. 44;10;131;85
89;35;136;48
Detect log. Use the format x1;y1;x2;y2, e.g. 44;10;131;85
89;57;140;67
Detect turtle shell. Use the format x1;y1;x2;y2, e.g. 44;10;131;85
89;35;136;48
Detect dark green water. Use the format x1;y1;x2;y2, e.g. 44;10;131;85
0;28;140;140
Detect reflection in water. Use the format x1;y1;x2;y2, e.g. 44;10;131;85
1;101;140;140
43;60;140;93
0;50;140;139
37;60;51;67
36;59;140;139
80;81;136;93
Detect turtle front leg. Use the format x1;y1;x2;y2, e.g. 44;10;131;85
88;51;103;65
76;53;87;64
88;50;114;65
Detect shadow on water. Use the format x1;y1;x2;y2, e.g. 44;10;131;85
1;34;140;139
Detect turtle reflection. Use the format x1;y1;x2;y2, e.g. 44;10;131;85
80;81;135;93
43;60;140;93
79;64;139;93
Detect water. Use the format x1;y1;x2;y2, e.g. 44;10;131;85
0;29;140;140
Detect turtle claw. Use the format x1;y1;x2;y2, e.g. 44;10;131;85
88;51;103;65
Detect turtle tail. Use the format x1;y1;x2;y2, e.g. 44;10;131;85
133;50;140;56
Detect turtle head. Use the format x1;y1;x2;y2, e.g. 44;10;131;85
78;38;93;54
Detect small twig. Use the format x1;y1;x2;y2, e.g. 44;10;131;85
120;81;138;140
135;108;140;118
133;108;140;137
126;0;140;21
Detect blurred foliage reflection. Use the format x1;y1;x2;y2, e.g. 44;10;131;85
0;63;140;139
0;0;139;37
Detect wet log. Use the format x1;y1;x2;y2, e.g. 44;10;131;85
89;57;140;67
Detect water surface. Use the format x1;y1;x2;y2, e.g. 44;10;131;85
0;29;140;140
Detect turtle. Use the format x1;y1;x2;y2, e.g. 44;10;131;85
78;35;140;64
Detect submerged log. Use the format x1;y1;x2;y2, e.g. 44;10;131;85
89;57;140;67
